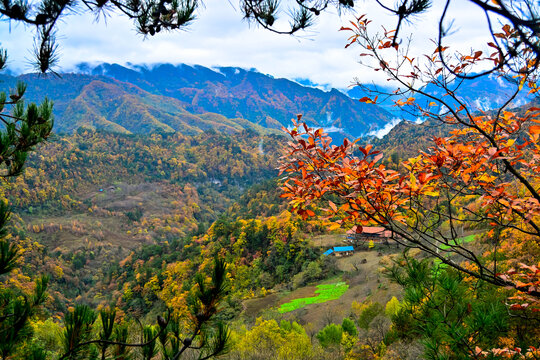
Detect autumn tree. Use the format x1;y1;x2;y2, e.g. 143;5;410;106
279;2;540;355
279;0;540;341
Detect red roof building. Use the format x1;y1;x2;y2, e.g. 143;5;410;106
347;227;393;238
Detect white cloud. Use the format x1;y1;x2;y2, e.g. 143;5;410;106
323;126;344;134
367;118;401;139
0;0;508;89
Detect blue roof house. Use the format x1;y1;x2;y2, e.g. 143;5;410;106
323;246;354;256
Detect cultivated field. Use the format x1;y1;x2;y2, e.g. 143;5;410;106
241;234;403;328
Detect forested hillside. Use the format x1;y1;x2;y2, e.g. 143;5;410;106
10;129;283;215
2;123;426;359
0;73;273;135
0;129;284;309
85;63;393;137
3;125;378;359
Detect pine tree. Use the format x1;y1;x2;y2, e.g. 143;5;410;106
55;258;230;360
0;48;54;359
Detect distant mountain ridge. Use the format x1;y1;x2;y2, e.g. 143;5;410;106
80;63;394;138
348;74;532;121
0;63;394;138
0;71;270;135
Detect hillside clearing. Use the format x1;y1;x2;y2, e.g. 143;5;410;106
278;282;349;313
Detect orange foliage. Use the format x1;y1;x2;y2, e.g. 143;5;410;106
279;19;540;299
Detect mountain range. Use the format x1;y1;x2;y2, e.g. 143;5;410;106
2;63;531;140
0;63;394;138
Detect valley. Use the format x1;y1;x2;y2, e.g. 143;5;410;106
1;56;539;359
0;95;415;357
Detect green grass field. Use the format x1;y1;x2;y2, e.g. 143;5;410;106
439;234;476;250
433;234;478;274
278;282;349;313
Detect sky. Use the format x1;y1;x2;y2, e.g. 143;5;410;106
0;0;500;90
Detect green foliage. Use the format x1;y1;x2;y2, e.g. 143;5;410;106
0;202;17;275
279;282;349;313
0;69;53;357
51;258;230;360
97;308;116;359
229;318;322;360
292;260;324;288
316;324;342;349
112;323;130;359
71;251;87;270
386;256;516;360
30;318;62;355
438;234;476;250
385;296;401;318
225;179;286;220
341;318;358;337
175;257;231;359
141;325;158;360
125;208;143;222
62;305;97;360
0;83;54;178
27;345;48;360
0;274;49;359
0;288;34;358
304;261;323;282
0;63;54;358
357;301;383;330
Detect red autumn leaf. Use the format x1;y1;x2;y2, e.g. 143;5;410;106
328;201;338;213
529;125;540;134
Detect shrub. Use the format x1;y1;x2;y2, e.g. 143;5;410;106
316;324;342;348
